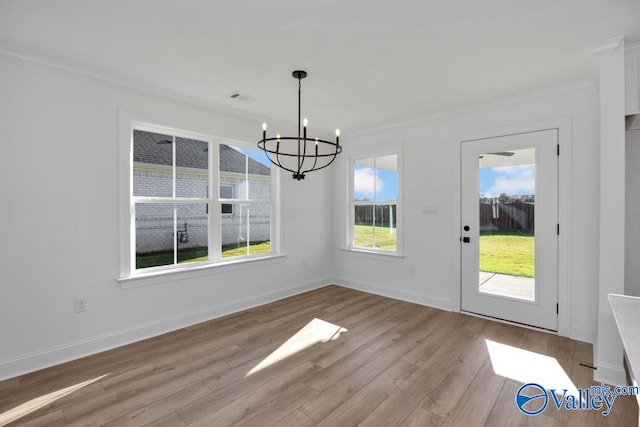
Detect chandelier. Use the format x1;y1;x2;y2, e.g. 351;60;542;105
258;70;342;180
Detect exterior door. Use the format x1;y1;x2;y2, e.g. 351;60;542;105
461;129;558;331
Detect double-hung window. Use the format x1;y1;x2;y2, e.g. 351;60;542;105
349;153;401;254
218;144;273;258
123;122;278;277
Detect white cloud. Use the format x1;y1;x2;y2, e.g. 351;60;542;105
486;165;535;197
494;165;526;175
354;167;383;197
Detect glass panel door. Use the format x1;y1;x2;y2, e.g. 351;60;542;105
461;129;558;331
478;148;536;302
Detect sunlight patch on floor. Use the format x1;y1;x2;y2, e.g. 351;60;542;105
486;339;578;396
246;318;347;377
0;373;108;425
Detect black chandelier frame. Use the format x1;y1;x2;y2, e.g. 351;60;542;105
258;70;342;180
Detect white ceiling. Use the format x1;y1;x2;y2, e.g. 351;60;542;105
1;0;639;134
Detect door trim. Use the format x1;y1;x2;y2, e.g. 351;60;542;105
450;116;572;338
461;132;558;330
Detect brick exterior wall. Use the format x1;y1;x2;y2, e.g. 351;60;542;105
219;174;270;249
134;167;270;254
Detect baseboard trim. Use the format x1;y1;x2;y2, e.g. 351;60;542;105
334;278;454;312
594;361;627;387
0;278;331;382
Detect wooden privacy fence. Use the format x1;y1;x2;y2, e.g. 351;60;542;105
354;204;397;227
479;200;534;233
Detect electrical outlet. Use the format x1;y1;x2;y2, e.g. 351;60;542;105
75;297;87;313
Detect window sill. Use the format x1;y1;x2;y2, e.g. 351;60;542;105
118;253;286;289
340;248;405;263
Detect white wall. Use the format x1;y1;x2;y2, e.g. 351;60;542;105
0;50;608;381
626;129;640;296
0;57;334;380
595;38;627;386
334;85;600;342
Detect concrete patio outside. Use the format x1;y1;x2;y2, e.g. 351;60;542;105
479;271;535;301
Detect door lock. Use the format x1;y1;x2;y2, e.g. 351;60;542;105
462;237;471;243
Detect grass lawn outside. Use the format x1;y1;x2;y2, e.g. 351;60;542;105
221;241;271;258
353;224;397;251
136;232;530;276
136;241;271;269
479;233;534;278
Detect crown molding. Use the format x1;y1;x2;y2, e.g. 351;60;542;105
626;40;640;55
592;35;625;58
0;43;282;127
0;43;600;139
348;79;595;137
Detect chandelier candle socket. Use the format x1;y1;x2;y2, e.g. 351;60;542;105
258;70;342;180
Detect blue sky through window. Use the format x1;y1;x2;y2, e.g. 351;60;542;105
232;146;271;167
238;148;401;201
479;164;536;198
354;165;397;202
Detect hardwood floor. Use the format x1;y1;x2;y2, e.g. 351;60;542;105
0;285;637;426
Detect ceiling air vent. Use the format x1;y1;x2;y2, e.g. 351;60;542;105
229;93;257;103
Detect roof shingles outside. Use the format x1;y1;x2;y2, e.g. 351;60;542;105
133;129;270;176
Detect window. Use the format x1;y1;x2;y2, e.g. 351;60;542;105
220;185;233;215
124;123;278;277
219;145;272;258
349;154;401;254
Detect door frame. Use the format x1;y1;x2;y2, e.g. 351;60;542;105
450;117;572;338
461;130;558;330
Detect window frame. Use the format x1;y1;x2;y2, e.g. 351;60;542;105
118;111;282;282
347;147;403;256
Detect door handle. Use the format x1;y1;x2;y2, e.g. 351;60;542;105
462;237;471;243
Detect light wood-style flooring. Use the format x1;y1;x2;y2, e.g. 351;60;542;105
0;285;637;426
